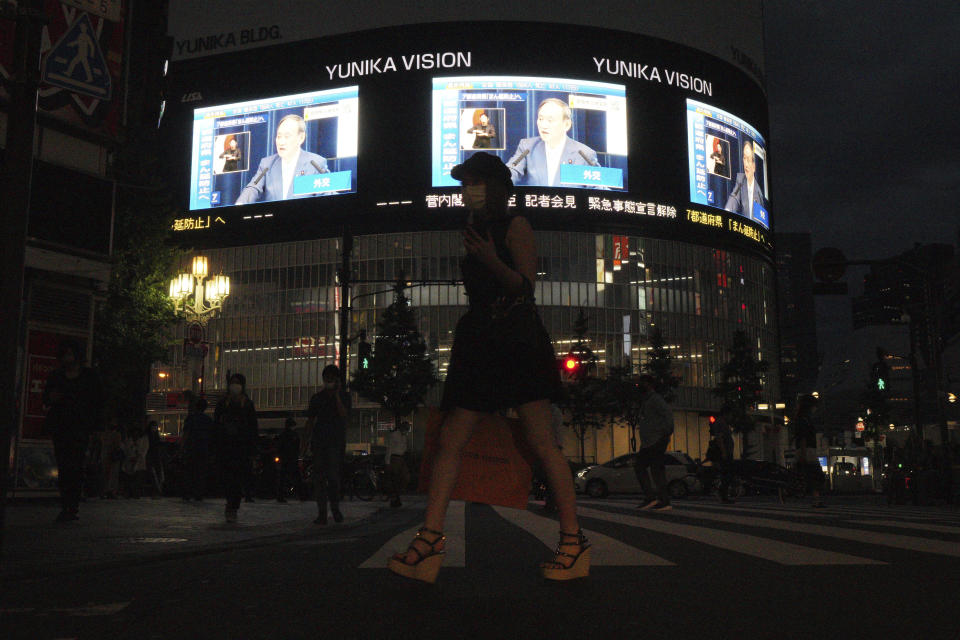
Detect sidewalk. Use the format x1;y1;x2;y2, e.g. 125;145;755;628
2;495;406;581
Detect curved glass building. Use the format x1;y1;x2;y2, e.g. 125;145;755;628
154;2;777;463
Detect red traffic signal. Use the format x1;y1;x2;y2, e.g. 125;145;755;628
708;415;717;425
561;353;580;376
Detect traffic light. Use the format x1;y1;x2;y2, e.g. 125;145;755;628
871;360;889;393
561;353;580;378
357;332;372;369
708;415;717;425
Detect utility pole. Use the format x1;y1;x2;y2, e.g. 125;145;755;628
337;228;353;389
0;0;45;557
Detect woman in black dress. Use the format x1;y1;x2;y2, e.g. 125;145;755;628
388;152;589;583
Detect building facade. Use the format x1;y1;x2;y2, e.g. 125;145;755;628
154;2;778;464
152;229;777;463
775;233;819;406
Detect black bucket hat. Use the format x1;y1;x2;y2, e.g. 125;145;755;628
450;152;512;187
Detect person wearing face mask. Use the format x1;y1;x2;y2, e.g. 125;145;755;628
214;373;259;523
388;152;587;584
304;365;350;525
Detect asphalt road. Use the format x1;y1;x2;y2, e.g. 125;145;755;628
3;496;959;639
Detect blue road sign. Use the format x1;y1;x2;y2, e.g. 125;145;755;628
42;13;112;100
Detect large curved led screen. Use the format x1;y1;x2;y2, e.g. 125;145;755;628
432;76;627;190
686;99;768;228
190;86;358;209
167;20;772;256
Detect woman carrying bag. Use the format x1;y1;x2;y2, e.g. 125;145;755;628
388;152;589;583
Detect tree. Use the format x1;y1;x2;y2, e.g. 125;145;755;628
352;280;439;427
606;366;644;452
642;328;681;403
712;330;769;457
558;310;607;463
94;135;179;427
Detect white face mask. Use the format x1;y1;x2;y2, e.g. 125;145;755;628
229;384;242;395
461;184;486;211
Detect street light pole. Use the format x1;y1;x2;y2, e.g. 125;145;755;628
168;257;230;395
338;228;353;389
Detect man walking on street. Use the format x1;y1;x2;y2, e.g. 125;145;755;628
709;405;737;504
305;365;350;525
385;421;410;508
182;396;214;501
633;375;675;511
215;373;259;523
43;339;103;522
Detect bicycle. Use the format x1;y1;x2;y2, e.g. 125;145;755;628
300;455;386;502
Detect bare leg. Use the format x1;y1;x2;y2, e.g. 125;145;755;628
400;408;482;562
515;400;579;538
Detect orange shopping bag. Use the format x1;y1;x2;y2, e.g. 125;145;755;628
418;408;536;510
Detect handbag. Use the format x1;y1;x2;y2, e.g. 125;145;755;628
419;408;537;509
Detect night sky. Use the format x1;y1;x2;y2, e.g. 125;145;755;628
764;1;960;260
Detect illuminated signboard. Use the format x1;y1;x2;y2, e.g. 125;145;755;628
166;21;772;256
432;76;627;190
190;86;358;210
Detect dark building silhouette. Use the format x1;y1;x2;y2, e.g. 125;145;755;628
775;233;819;405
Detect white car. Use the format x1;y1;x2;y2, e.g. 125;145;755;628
574;451;696;499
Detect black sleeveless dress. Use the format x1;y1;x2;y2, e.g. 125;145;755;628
440;214;563;412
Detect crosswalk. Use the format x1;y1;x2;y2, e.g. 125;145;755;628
360;499;960;571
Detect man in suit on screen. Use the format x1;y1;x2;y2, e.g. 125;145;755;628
724;140;766;217
506;98;599;187
236;114;328;204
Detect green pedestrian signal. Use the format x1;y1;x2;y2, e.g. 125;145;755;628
357;332;372;370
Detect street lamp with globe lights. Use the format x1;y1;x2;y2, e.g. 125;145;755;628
168;256;231;325
168;257;231;394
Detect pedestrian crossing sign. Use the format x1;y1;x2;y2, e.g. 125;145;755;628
42;13;112;100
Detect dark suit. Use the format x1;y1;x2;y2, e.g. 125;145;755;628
235;150;328;204
724;173;765;217
507;136;599;187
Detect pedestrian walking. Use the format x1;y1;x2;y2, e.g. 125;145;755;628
793;394;825;508
122;425;150;498
182;396;214;501
214;373;259;523
100;416;123;499
388;153;586;584
532;404;564;514
633;374;675;511
305;365;349;525
385;421;410;508
708;405;737;503
42;339;103;522
276;417;301;503
146;420;165;497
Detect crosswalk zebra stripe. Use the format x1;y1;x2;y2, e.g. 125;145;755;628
359;501;466;568
800;505;960;520
591;499;960;524
576;506;882;565
645;508;960;557
844;520;960;535
667;502;835;519
491;505;674;566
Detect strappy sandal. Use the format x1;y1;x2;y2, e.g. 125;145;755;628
387;526;446;584
540;529;591;581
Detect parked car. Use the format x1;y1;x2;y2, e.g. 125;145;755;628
573;451;696;498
